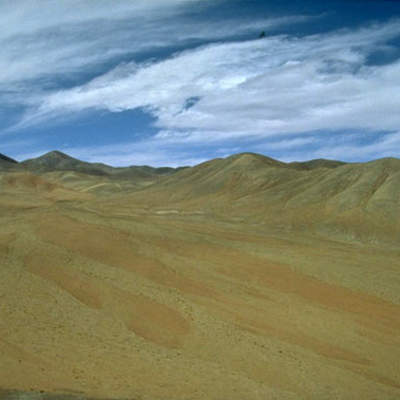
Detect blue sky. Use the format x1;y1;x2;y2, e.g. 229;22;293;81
1;0;400;166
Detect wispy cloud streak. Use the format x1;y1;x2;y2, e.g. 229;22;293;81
17;19;400;139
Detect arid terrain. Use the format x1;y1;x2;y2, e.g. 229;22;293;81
1;151;400;400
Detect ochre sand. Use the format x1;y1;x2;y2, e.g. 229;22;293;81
0;168;400;400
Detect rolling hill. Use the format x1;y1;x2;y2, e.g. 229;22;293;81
21;150;182;178
123;152;400;245
0;150;399;400
19;151;186;195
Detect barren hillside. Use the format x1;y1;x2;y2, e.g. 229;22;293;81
1;152;399;400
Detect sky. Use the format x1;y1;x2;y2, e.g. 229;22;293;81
1;0;400;167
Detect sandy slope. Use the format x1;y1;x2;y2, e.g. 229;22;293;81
0;156;400;400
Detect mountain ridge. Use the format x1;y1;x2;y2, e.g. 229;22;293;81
16;150;356;171
6;149;399;171
20;150;184;179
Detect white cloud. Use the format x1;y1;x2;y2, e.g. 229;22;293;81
0;0;203;88
0;0;311;92
15;18;400;145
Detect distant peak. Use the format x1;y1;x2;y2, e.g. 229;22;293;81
230;152;258;158
227;152;283;166
228;152;265;160
21;150;83;171
41;150;72;159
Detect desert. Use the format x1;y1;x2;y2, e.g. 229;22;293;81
2;1;400;398
1;151;399;400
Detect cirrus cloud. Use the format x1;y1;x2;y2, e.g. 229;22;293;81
16;18;400;144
